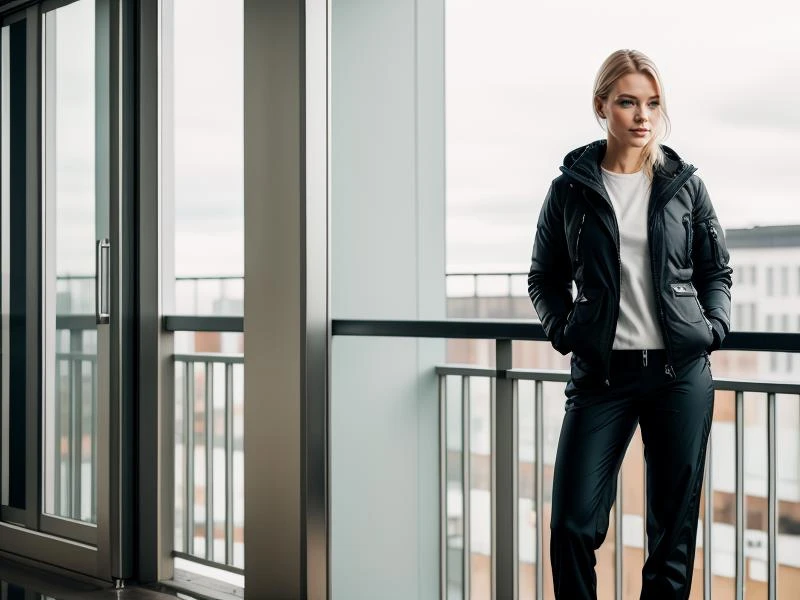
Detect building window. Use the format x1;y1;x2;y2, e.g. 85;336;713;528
766;315;774;331
766;267;773;296
781;266;788;296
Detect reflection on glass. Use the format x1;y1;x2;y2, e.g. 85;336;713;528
1;19;29;512
42;0;98;523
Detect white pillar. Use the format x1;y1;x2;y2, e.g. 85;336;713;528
331;0;446;598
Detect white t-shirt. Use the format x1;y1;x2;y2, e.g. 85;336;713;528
600;166;665;350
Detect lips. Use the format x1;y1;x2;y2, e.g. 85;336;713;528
631;129;649;132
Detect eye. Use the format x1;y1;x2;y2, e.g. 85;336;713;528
649;101;660;108
619;99;633;107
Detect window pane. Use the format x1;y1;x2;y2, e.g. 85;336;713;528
1;19;28;511
163;0;244;316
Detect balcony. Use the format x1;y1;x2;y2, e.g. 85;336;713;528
43;271;798;598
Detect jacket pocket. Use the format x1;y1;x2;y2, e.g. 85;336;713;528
564;288;606;365
670;282;704;323
705;218;729;268
682;214;693;268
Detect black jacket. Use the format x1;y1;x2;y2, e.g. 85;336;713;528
527;139;733;383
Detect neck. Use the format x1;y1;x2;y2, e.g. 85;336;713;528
601;137;646;173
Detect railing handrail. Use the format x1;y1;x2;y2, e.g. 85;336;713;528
159;316;800;353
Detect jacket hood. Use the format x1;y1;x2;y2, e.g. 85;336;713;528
560;138;692;187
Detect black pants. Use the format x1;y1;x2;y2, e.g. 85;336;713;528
550;350;714;600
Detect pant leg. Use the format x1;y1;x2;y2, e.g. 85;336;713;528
638;354;714;599
550;381;639;600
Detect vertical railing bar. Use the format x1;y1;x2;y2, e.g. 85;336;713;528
493;339;517;600
534;379;544;600
91;355;97;522
70;329;83;519
643;450;648;563
186;361;195;555
704;424;713;600
205;362;214;561
54;356;62;516
490;374;496;600
73;356;83;521
439;375;447;600
66;337;75;518
225;362;234;566
735;389;744;600
462;375;471;600
615;470;623;600
767;392;777;600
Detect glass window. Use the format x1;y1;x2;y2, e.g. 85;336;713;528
163;0;243;317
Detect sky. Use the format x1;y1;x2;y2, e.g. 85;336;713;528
42;0;800;279
445;0;800;272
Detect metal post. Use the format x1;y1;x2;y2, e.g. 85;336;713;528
185;361;195;555
704;425;713;600
494;338;517;600
534;380;544;600
767;392;776;600
735;390;744;600
462;375;471;600
71;329;83;520
205;362;214;560
615;472;623;600
225;363;234;565
439;375;447;600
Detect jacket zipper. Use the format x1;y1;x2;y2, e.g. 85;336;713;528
707;219;721;267
565;163;696;381
582;188;619;386
574;213;585;264
682;214;692;267
649;216;676;379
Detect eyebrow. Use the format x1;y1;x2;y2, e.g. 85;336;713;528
617;93;660;100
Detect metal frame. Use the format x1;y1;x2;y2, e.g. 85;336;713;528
242;1;330;597
0;0;133;583
136;0;175;583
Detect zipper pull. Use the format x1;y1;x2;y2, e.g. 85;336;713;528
574;213;585;264
643;349;648;366
664;364;675;379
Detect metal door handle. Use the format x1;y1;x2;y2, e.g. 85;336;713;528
96;238;110;324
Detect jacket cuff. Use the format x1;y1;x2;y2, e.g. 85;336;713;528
551;320;572;355
708;317;726;353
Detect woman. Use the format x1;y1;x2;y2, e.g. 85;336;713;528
527;49;733;599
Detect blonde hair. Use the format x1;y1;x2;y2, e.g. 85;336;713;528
592;49;672;179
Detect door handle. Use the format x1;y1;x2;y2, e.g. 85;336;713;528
96;238;110;324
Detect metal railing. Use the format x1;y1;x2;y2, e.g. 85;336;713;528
161;315;798;597
435;358;795;600
331;319;800;600
172;350;244;574
52;315;97;522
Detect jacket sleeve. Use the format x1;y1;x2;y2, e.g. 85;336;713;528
527;180;574;355
691;176;733;353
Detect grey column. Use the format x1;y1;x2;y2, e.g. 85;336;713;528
136;0;175;582
244;1;329;598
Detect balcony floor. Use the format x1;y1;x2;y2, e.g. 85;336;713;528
0;557;212;600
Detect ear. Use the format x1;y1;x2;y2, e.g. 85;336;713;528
594;98;605;119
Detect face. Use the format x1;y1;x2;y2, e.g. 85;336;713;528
595;72;662;149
